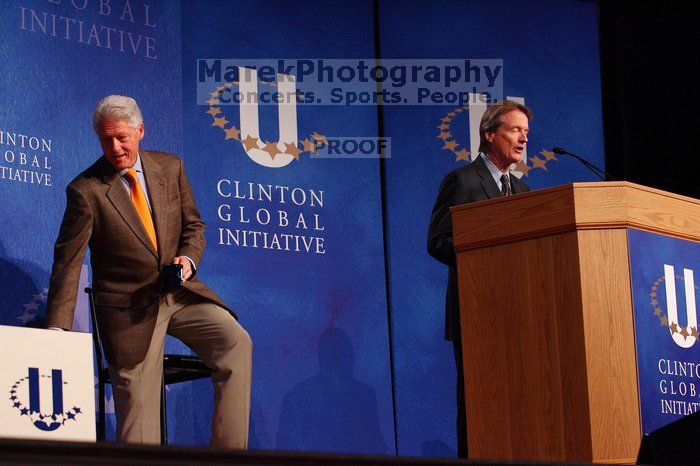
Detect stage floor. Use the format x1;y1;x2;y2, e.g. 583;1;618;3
0;438;593;465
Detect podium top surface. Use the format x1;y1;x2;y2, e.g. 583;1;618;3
451;181;700;251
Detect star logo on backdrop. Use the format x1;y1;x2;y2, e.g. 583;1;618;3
205;81;327;165
436;104;559;176
17;288;48;325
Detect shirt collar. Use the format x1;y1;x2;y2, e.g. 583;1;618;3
118;153;143;177
480;152;509;185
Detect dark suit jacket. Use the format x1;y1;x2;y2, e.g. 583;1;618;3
427;154;529;341
45;150;233;367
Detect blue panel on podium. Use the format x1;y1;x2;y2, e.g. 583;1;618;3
628;228;700;434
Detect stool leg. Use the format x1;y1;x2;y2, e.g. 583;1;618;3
98;378;106;441
160;371;168;445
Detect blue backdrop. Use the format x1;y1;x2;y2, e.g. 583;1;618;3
379;0;604;456
0;0;184;440
0;0;604;456
179;0;393;452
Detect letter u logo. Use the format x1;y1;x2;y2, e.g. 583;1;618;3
238;67;297;168
663;265;698;348
28;367;64;431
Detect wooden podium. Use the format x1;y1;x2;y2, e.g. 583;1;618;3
451;182;700;464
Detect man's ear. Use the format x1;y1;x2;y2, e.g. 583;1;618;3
485;131;494;143
138;123;144;140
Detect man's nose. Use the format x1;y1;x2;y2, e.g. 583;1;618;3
111;138;122;152
520;132;528;143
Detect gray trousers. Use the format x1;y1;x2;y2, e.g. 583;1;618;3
108;288;252;448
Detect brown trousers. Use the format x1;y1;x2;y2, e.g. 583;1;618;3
108;288;252;448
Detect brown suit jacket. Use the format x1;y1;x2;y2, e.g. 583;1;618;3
45;150;234;367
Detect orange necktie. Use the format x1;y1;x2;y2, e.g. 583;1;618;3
124;169;158;251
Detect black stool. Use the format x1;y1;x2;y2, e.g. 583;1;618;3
85;287;212;445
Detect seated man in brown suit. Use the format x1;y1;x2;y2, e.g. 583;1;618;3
45;95;252;448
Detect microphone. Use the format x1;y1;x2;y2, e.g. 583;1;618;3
551;147;617;181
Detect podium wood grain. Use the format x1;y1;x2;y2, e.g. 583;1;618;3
451;182;700;464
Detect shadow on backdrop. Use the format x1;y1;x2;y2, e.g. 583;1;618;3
276;326;387;454
249;396;271;449
421;439;456;458
0;240;48;328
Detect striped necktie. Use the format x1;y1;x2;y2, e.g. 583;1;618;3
124;169;158;250
500;173;512;196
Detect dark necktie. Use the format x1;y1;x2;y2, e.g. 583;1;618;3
500;173;512;196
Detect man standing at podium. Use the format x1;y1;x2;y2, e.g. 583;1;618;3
427;99;532;458
45;95;252;448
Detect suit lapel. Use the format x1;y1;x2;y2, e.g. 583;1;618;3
140;151;167;260
473;155;502;199
103;157;159;259
511;174;527;194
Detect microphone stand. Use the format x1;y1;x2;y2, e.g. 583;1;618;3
551;147;618;181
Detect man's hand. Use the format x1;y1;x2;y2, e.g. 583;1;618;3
172;256;193;281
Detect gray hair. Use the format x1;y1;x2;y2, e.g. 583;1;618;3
478;100;532;154
92;95;143;132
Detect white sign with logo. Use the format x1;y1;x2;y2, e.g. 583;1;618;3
0;325;95;441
